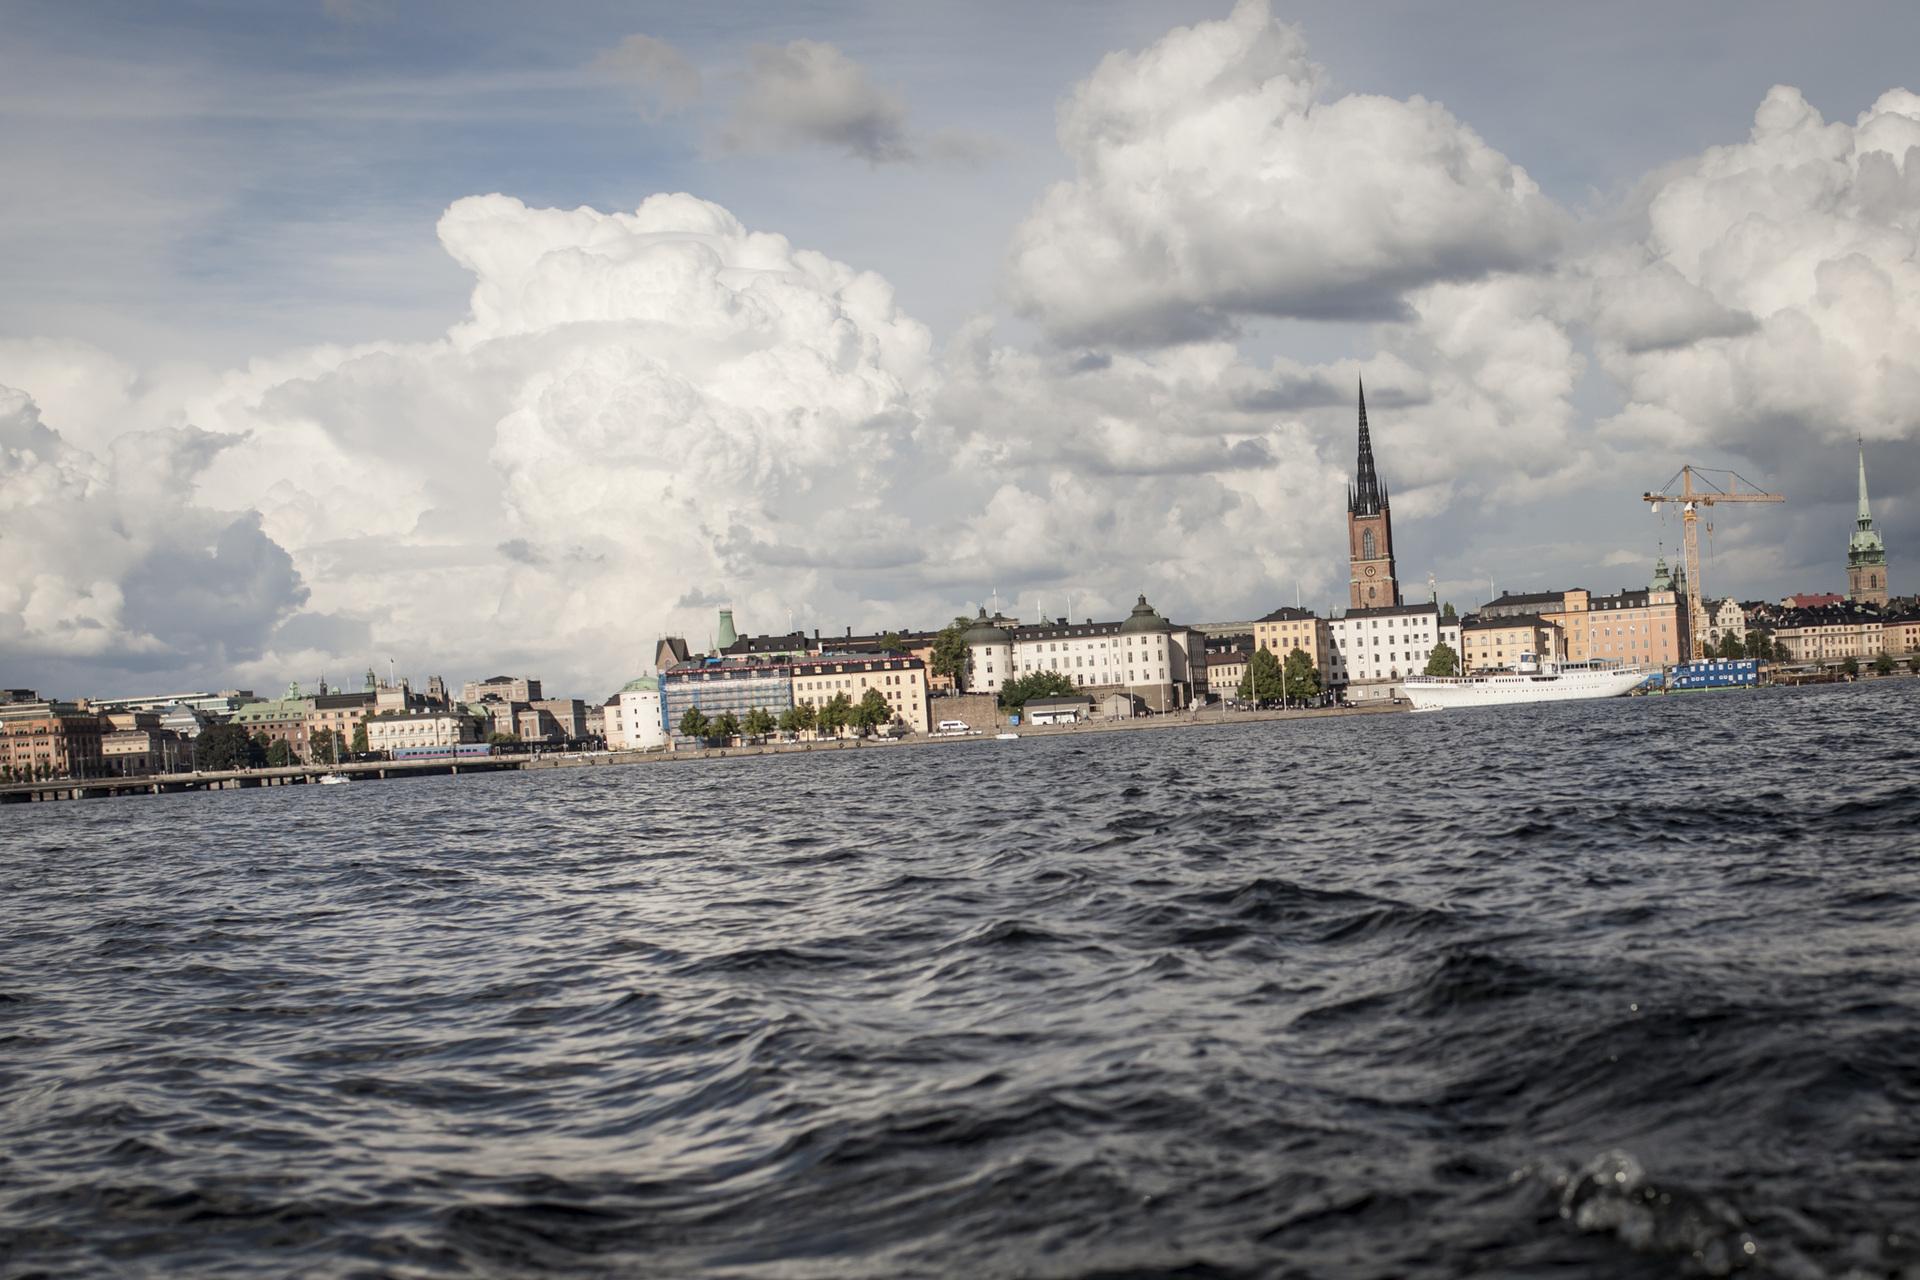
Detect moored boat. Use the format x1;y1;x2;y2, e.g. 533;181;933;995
1403;654;1651;710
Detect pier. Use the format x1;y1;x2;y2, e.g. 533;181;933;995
0;755;525;804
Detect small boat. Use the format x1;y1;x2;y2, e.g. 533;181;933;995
318;730;351;784
995;732;1020;740
1404;653;1651;710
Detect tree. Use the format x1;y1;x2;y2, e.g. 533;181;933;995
488;731;519;746
880;631;905;654
1746;631;1773;661
1772;640;1790;663
350;722;369;755
1441;602;1458;620
930;616;971;687
818;692;854;737
677;707;710;741
743;707;776;740
997;670;1077;711
1425;642;1460;677
264;739;295;768
852;688;893;735
777;706;803;735
1283;648;1323;702
1909;655;1920;675
1717;632;1745;659
195;723;263;771
1237;648;1285;703
1874;652;1895;676
1841;655;1860;678
715;711;742;742
310;727;344;764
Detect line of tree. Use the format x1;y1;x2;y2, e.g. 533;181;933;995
193;722;265;771
930;615;971;687
1424;641;1460;677
679;690;899;745
997;670;1078;711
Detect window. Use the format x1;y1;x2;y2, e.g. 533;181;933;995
1363;529;1376;558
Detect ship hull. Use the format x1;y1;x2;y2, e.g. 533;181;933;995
1403;667;1651;709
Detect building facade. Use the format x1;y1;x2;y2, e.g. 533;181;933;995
604;678;666;751
660;659;796;746
1460;615;1563;671
1253;607;1330;675
0;700;108;780
228;688;314;758
962;596;1198;712
791;655;931;735
460;676;543;704
1848;447;1889;606
1699;598;1748;654
100;710;192;776
365;711;483;755
1327;604;1461;699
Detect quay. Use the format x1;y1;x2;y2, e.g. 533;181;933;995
0;754;523;804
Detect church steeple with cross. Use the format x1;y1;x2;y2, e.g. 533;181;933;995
1347;380;1400;609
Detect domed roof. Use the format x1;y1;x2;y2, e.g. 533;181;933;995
1118;594;1171;634
619;676;659;693
961;606;1011;644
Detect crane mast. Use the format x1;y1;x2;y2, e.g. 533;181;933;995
1642;466;1785;660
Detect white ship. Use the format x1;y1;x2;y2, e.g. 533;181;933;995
1403;654;1652;710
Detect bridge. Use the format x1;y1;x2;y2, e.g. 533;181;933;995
0;754;526;805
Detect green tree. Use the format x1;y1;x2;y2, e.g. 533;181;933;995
1717;632;1745;659
1909;654;1920;675
1283;648;1323;702
818;692;854;737
1874;652;1895;676
487;731;519;746
997;670;1077;711
743;707;776;739
350;722;369;755
1772;640;1789;663
852;687;893;735
310;727;344;764
194;723;263;771
1441;602;1458;620
264;739;295;768
777;705;803;735
880;631;905;653
930;616;972;687
677;707;710;741
1745;630;1772;660
1424;641;1460;677
715;711;742;741
1841;655;1860;678
1236;648;1285;703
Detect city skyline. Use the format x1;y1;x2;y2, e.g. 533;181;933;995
3;0;1918;697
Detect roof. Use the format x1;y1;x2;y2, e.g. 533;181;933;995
1463;613;1552;630
1118;594;1171;634
1025;695;1094;708
962;606;1012;645
1481;590;1567;608
1338;603;1443;621
619;676;659;693
1350;380;1386;517
1256;606;1319;622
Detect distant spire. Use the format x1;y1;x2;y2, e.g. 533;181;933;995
1858;443;1873;526
1352;378;1383;516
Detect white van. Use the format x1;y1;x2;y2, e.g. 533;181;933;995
936;719;971;735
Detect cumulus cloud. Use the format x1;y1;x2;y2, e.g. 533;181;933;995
1589;85;1920;480
593;34;702;120
1007;0;1564;345
720;39;918;164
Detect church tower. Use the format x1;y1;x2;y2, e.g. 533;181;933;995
1347;381;1401;609
1847;445;1889;606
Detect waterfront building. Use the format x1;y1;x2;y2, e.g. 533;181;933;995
1847;446;1890;606
100;711;192;776
157;704;214;740
1024;695;1093;725
365;710;483;755
584;703;605;741
1562;586;1687;667
1347;383;1401;610
961;595;1198;712
604;677;666;751
1479;591;1573;620
660;658;796;746
228;687;314;758
1205;643;1251;699
306;691;375;757
531;698;588;741
459;676;543;704
1699;598;1748;653
1253;607;1330;675
0;700;107;780
1325;604;1460;700
791;654;931;735
1773;605;1886;663
1460;615;1562;672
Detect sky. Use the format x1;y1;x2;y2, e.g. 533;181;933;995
3;0;1918;699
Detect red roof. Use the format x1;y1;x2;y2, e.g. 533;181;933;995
1784;593;1843;608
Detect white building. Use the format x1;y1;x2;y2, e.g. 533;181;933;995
1700;598;1748;652
604;677;666;751
1326;604;1462;702
961;595;1199;712
365;710;481;755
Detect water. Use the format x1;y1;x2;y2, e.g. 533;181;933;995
4;681;1918;1279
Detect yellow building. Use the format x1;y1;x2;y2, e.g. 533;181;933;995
1460;616;1563;671
1773;609;1884;662
791;655;930;735
1253;607;1329;673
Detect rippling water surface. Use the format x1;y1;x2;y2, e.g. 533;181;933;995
5;681;1919;1279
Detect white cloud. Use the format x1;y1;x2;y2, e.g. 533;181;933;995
1590;85;1920;465
1006;0;1565;346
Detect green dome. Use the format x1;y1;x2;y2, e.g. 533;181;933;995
1118;594;1170;634
962;606;1011;644
619;676;659;693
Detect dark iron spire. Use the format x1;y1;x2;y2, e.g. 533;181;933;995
1352;378;1383;516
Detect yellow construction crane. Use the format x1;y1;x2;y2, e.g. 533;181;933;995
1643;466;1785;659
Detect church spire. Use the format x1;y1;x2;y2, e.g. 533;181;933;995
1352;378;1383;516
1858;443;1874;527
